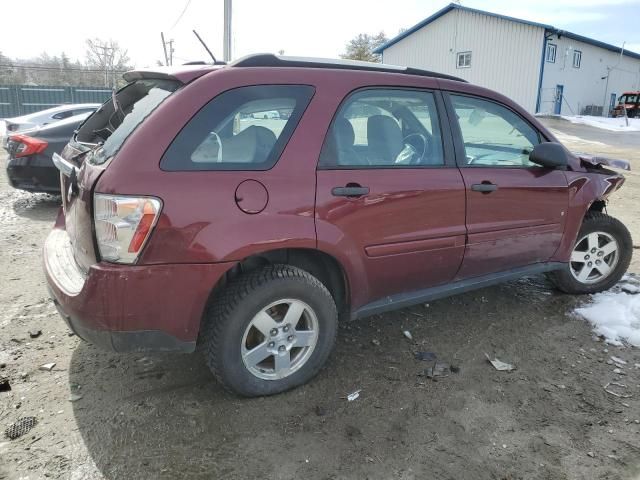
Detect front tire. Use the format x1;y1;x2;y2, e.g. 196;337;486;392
202;265;338;397
550;212;632;294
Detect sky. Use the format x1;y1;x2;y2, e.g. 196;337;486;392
0;0;639;68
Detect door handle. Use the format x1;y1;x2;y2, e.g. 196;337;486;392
332;185;369;198
471;182;498;193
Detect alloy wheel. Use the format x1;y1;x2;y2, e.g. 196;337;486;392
569;231;619;284
241;299;319;380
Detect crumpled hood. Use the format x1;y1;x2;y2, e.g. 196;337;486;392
575;152;630;171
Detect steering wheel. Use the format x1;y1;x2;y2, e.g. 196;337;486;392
401;133;428;164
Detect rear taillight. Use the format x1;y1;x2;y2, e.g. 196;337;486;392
10;134;48;158
94;194;162;264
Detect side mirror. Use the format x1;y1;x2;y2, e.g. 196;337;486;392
529;142;569;169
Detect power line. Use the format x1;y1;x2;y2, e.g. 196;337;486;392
169;0;192;31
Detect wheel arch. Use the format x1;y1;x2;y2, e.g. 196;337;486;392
200;248;351;338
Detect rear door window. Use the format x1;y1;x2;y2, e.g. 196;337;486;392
161;85;314;171
52;111;74;120
318;88;445;168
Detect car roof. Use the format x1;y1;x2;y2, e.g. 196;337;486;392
6;103;100;123
13;112;93;136
123;54;466;85
230;54;467;82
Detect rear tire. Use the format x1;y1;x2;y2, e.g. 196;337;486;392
202;265;338;397
550;212;632;294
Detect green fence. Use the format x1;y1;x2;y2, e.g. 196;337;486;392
0;85;112;118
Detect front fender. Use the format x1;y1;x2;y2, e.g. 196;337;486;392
551;171;625;262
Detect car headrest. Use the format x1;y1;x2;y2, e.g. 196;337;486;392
367;115;403;164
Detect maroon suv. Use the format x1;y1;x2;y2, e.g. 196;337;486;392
44;55;632;396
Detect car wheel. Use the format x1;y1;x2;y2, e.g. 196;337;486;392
550;212;632;294
202;264;338;396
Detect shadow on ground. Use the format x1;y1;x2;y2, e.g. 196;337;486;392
66;276;639;480
11;192;61;221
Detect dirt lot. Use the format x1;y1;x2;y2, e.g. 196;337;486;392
1;118;639;480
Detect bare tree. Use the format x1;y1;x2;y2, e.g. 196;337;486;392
86;38;132;87
341;32;388;63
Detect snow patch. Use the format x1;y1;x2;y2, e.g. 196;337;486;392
0;119;5;138
574;276;640;347
560;115;640;132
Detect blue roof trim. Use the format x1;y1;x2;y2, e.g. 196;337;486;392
373;3;551;54
373;4;457;54
374;3;640;60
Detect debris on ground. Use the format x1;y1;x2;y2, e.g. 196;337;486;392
415;351;437;362
345;425;362;437
69;393;83;402
611;356;627;365
314;405;326;416
402;330;413;341
371;339;380;346
0;376;11;392
604;382;632;398
5;417;37;440
346;390;361;402
485;353;516;372
425;362;451;379
39;363;56;371
29;329;42;338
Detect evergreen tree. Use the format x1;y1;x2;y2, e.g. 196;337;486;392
341;32;388;63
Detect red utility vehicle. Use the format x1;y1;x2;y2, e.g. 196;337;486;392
612;92;640;118
44;55;632;396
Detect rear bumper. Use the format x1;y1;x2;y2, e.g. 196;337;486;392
6;155;60;193
44;227;235;353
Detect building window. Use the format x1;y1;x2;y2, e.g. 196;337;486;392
457;51;471;68
573;50;582;68
546;43;557;63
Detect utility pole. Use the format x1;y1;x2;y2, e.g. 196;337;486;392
223;0;232;62
93;43;114;87
168;39;175;66
160;34;175;66
602;41;626;117
161;32;169;66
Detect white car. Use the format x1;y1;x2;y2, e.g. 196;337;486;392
3;103;100;139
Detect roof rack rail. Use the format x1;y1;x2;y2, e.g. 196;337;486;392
230;54;467;83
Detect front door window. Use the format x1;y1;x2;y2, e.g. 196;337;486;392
450;95;540;168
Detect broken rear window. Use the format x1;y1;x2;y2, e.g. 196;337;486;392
76;79;180;165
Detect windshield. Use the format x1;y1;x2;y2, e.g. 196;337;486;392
619;94;639;104
75;79;180;165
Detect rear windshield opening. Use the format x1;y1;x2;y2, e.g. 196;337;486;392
75;79;180;163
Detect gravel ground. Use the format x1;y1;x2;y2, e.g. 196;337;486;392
1;118;639;480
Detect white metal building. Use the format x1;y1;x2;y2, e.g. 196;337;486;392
375;3;640;115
